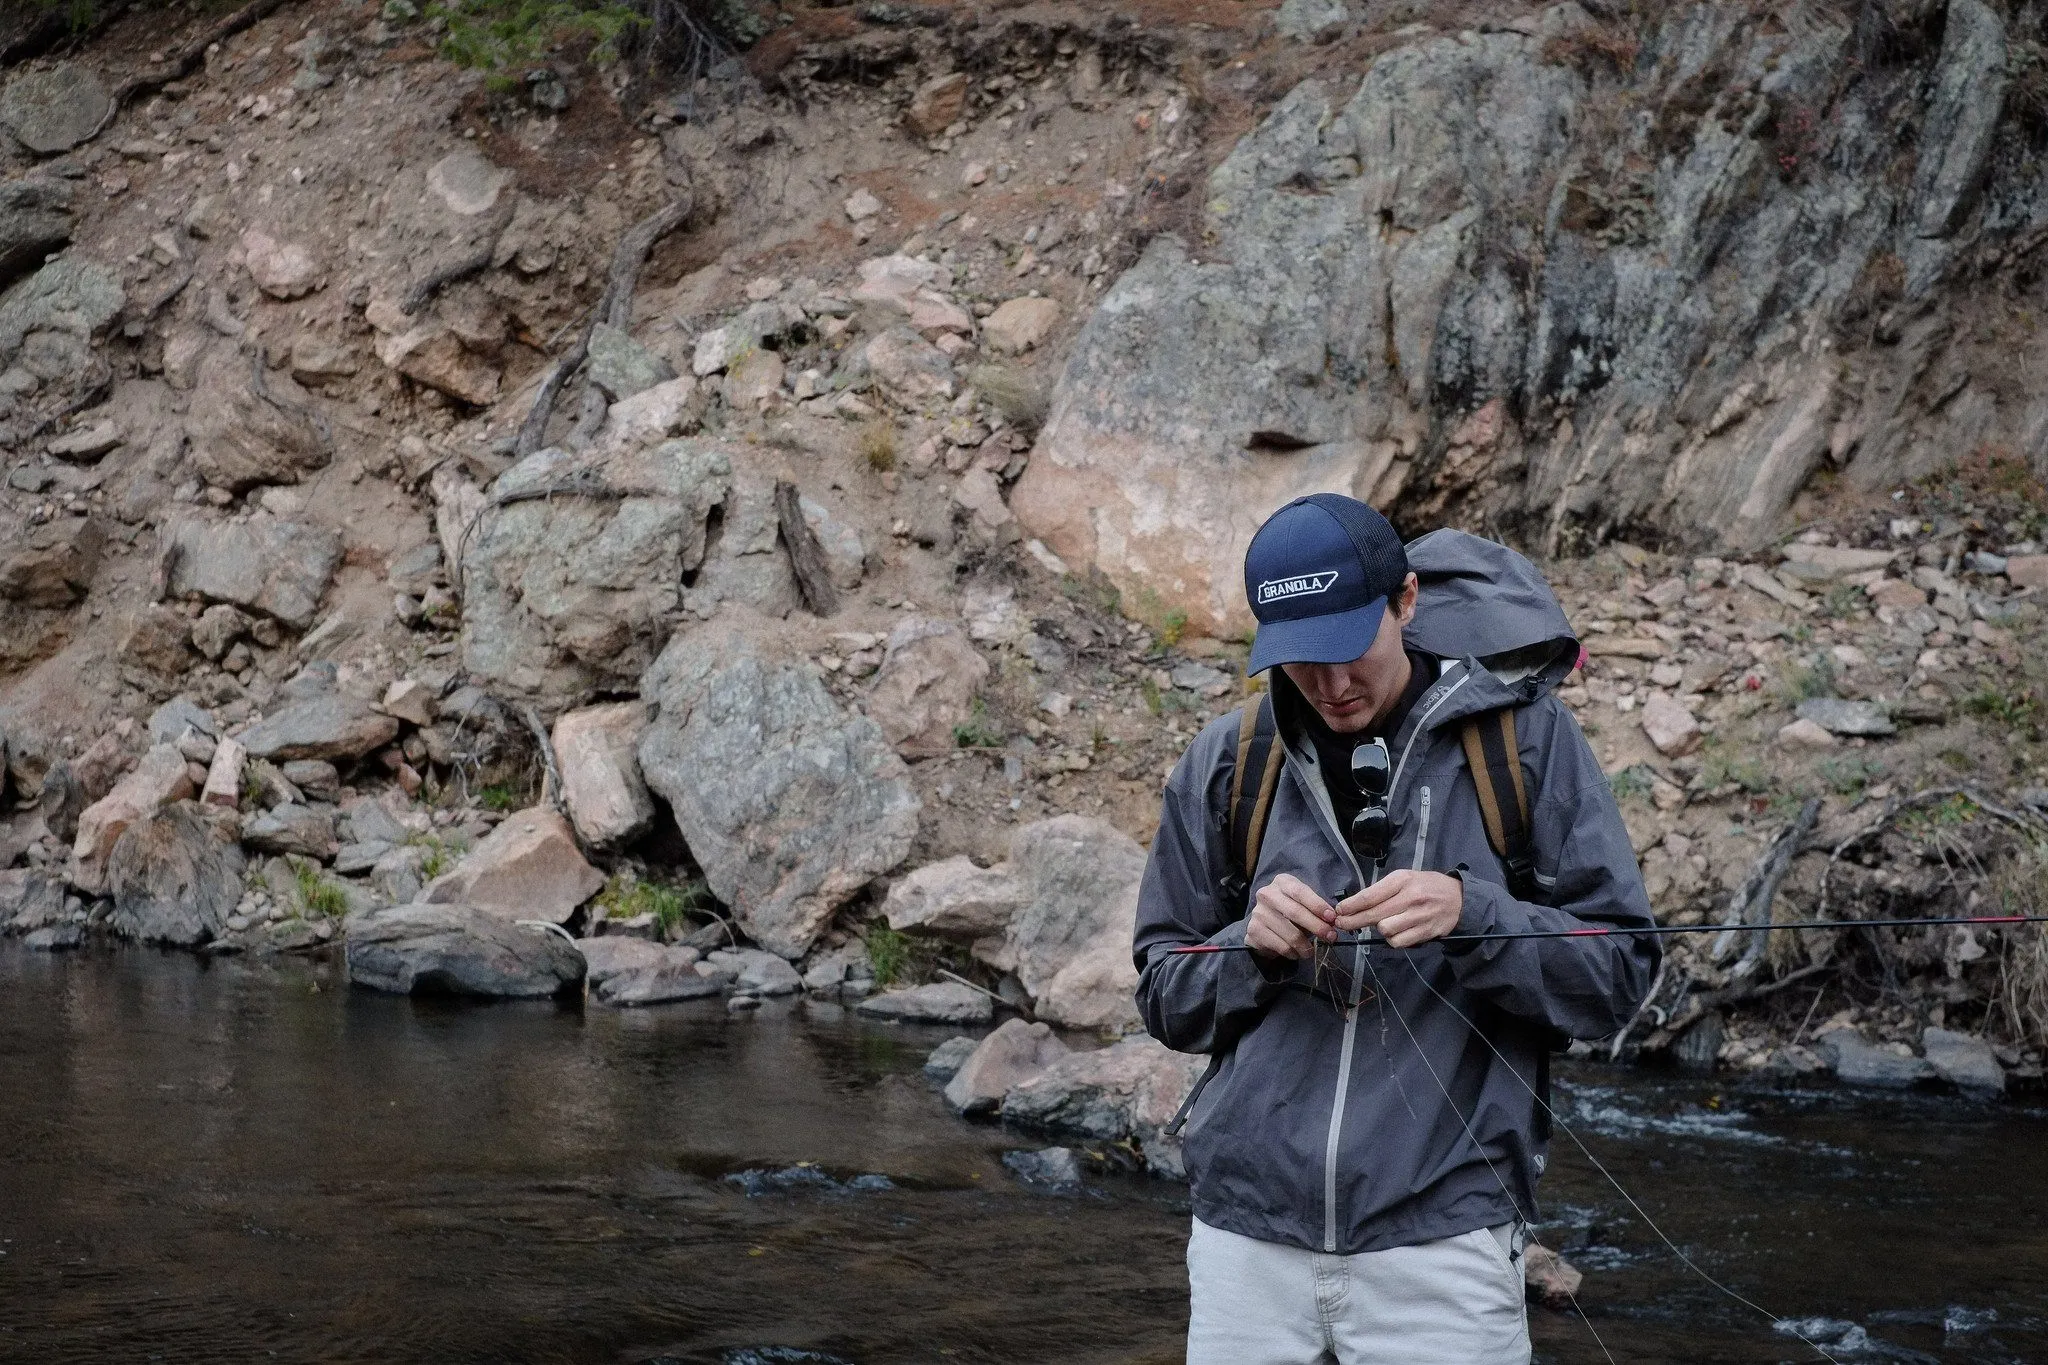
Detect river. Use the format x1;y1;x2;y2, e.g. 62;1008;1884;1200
1;942;2044;1364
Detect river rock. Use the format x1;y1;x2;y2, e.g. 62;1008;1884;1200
0;867;65;933
461;440;731;703
239;228;320;300
552;702;654;848
183;345;332;491
0;176;73;286
856;980;993;1025
1523;1242;1584;1309
1033;883;1143;1031
0;64;112;154
421;806;602;925
68;744;195;895
883;855;1025;941
1817;1029;1936;1088
982;297;1059;354
637;626;920;958
1776;717;1837;749
23;923;81;951
238;692;400;764
944;1018;1070;1115
576;933;670;985
0;513;100;608
1275;0;1349;41
923;1035;979;1083
105;802;245;947
161;516;341;630
849;254;945;314
865;617;989;757
344;902;586;998
239;803;338;859
704;947;805;996
601;959;727;1006
1922;1027;2004;1094
1000;1034;1206;1176
1795;698;1896;737
1002;1146;1082;1192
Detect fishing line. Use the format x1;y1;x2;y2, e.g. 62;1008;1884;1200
1392;952;1844;1365
1352;948;1618;1365
1167;912;2048;953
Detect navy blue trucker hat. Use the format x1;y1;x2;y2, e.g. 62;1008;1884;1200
1244;494;1410;674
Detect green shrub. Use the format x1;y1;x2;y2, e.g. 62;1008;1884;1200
952;698;1005;749
1607;765;1655;802
478;781;524;812
595;872;711;935
293;862;349;919
426;0;643;83
865;926;911;987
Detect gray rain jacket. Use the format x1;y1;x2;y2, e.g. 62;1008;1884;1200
1134;530;1658;1255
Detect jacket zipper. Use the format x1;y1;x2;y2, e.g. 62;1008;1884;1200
1307;670;1465;1252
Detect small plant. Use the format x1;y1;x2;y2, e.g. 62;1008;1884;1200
859;420;897;472
596;872;710;935
1160;609;1189;648
966;363;1049;433
478;781;524;812
1607;765;1655;803
1966;685;2041;734
1817;754;1887;796
1059;567;1121;617
292;861;349;919
1780;655;1837;703
1701;749;1770;794
406;831;465;880
864;926;912;988
1139;676;1163;716
952;698;1005;749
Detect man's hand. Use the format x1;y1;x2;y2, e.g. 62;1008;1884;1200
1334;870;1464;948
1246;873;1338;961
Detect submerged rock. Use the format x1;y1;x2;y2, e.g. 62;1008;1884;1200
1817;1030;1936;1088
344;903;585;998
945;1018;1068;1116
1002;1146;1081;1192
856;980;993;1025
922;1035;979;1084
1000;1035;1205;1176
1922;1027;2004;1095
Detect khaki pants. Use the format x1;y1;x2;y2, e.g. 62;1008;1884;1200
1185;1217;1531;1365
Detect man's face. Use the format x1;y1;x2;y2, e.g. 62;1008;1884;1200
1279;574;1419;734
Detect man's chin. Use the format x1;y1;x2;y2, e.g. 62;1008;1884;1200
1313;704;1374;734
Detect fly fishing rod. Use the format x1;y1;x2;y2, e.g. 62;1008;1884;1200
1166;912;2048;953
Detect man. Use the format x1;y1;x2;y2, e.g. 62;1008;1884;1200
1134;494;1658;1365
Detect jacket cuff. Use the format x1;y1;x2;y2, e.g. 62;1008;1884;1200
1212;918;1293;1011
1442;872;1526;958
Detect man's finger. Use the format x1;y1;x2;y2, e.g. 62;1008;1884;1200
1335;872;1407;918
1271;874;1336;919
1248;910;1314;959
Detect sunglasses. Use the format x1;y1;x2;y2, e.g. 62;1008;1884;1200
1348;738;1392;865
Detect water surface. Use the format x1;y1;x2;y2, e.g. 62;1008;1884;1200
1;943;2043;1364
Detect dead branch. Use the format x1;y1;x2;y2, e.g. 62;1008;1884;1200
100;0;296;123
518;187;696;457
1657;963;1834;1042
774;479;839;617
400;199;517;316
1817;784;2048;920
520;704;564;814
1728;797;1821;978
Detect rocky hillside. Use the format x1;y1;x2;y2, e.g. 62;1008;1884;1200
0;0;2045;1128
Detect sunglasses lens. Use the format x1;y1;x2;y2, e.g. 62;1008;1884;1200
1350;806;1390;860
1350;740;1390;796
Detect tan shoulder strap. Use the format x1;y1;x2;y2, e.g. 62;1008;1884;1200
1460;707;1538;896
1225;694;1285;886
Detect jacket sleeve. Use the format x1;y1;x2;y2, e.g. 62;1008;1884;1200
1439;700;1660;1040
1132;735;1292;1054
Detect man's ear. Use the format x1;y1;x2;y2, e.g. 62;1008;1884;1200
1393;572;1420;624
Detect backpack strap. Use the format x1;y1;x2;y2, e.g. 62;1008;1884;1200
1226;693;1285;890
1460;706;1540;900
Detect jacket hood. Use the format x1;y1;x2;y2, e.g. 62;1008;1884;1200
1402;530;1579;698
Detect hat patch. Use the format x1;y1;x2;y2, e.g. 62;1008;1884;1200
1257;570;1341;604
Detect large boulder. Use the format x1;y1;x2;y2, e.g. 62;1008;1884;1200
460;440;731;705
1000;1035;1206;1176
944;1018;1069;1115
0;513;100;608
105;802;245;947
183;345;332;491
1033;882;1143;1032
864;617;989;758
0;867;66;933
68;744;194;895
0;63;112;154
1817;1029;1937;1088
637;626;921;958
0;255;121;370
1922;1026;2004;1094
989;815;1147;1000
160;515;341;630
344;902;587;998
421;806;603;925
238;691;399;764
882;855;1025;943
552;702;655;848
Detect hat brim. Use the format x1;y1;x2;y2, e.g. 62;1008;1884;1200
1247;597;1387;674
